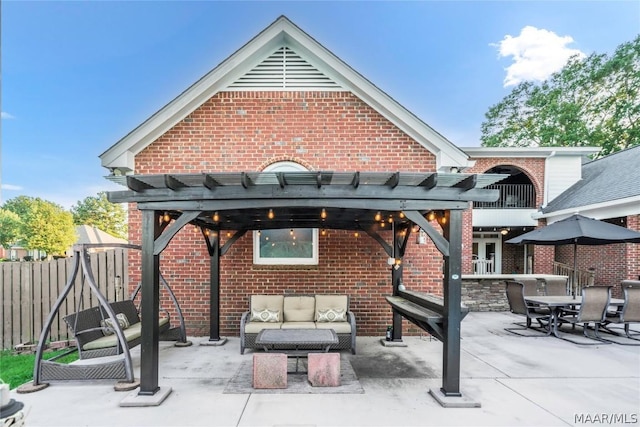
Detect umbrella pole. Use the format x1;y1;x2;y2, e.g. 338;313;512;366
572;242;578;297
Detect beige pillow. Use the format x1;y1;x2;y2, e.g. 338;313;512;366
250;308;280;323
316;308;347;322
100;313;130;335
315;295;348;321
250;295;284;322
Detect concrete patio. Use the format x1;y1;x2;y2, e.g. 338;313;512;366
9;311;640;426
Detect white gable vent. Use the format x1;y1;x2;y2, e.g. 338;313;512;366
227;47;342;90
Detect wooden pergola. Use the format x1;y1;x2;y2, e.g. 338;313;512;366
107;170;503;406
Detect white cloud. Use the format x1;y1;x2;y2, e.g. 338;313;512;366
1;184;23;191
493;26;586;87
1;112;16;120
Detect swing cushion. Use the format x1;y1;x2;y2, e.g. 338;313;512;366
83;317;169;351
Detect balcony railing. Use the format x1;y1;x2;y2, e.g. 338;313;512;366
474;184;536;209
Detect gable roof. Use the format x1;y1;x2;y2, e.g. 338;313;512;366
539;145;640;219
100;16;469;175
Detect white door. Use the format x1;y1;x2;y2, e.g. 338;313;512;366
472;234;502;274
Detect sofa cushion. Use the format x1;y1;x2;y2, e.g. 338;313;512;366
316;308;347;322
315;321;352;334
280;321;317;330
250;295;284;322
283;296;315;322
244;322;283;334
314;295;348;321
250;308;280;323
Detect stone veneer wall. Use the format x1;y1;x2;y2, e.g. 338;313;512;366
461;279;509;311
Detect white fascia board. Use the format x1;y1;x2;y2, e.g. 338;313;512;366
533;195;640;222
461;147;601;158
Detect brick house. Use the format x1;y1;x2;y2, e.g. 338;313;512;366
100;16;639;339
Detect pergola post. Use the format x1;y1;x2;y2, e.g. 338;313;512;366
391;223;404;342
139;210;161;396
441;209;462;396
209;231;221;341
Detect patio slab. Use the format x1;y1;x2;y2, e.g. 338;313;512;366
9;312;640;426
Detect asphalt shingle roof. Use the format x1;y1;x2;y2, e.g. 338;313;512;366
542;145;640;213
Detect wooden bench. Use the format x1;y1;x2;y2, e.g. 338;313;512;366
63;300;170;360
386;289;469;342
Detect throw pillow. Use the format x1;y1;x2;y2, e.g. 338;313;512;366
316;308;347;322
100;313;130;335
250;308;280;323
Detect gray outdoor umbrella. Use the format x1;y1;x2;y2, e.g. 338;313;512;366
506;214;640;294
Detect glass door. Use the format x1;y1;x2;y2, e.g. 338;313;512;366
472;233;502;274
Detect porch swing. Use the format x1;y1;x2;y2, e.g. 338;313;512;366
19;243;191;393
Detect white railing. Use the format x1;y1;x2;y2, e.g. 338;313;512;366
472;258;495;275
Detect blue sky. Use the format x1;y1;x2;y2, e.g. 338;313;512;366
2;1;639;209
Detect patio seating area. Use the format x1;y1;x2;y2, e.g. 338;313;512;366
10;311;640;426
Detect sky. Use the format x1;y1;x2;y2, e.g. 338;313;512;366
2;1;639;210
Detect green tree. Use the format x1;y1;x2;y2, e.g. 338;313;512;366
0;208;23;248
481;35;640;157
3;196;77;256
71;192;128;240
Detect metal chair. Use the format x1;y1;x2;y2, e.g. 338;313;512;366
557;286;612;344
541;277;568;296
504;281;551;336
600;282;640;345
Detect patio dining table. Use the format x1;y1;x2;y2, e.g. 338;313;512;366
524;295;624;338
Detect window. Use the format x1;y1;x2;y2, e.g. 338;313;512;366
252;162;319;265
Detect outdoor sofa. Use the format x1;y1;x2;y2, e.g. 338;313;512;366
240;294;356;354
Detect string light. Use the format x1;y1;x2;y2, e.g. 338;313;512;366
399;212;405;219
374;211;382;222
321;208;327;219
163;212;171;223
321;229;327;236
268;209;275;219
427;211;436;222
354;231;360;238
212;212;220;222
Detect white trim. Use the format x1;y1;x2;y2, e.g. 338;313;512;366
533;195;640;223
461;147;601;159
254;161;319;265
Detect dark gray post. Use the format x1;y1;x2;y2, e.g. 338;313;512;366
209;231;221;341
441;209;462;396
391;225;403;341
139;210;161;395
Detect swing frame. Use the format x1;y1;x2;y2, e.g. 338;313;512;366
22;243;190;391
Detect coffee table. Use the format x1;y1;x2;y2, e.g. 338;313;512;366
255;328;338;373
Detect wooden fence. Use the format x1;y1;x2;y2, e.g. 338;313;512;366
1;248;129;350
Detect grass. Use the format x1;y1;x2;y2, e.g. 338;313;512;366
0;348;78;389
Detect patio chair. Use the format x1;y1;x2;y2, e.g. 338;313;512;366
541;277;568;296
600;282;640;345
504;281;551;336
557;286;612;345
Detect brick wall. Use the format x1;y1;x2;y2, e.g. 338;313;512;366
129;91;450;337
